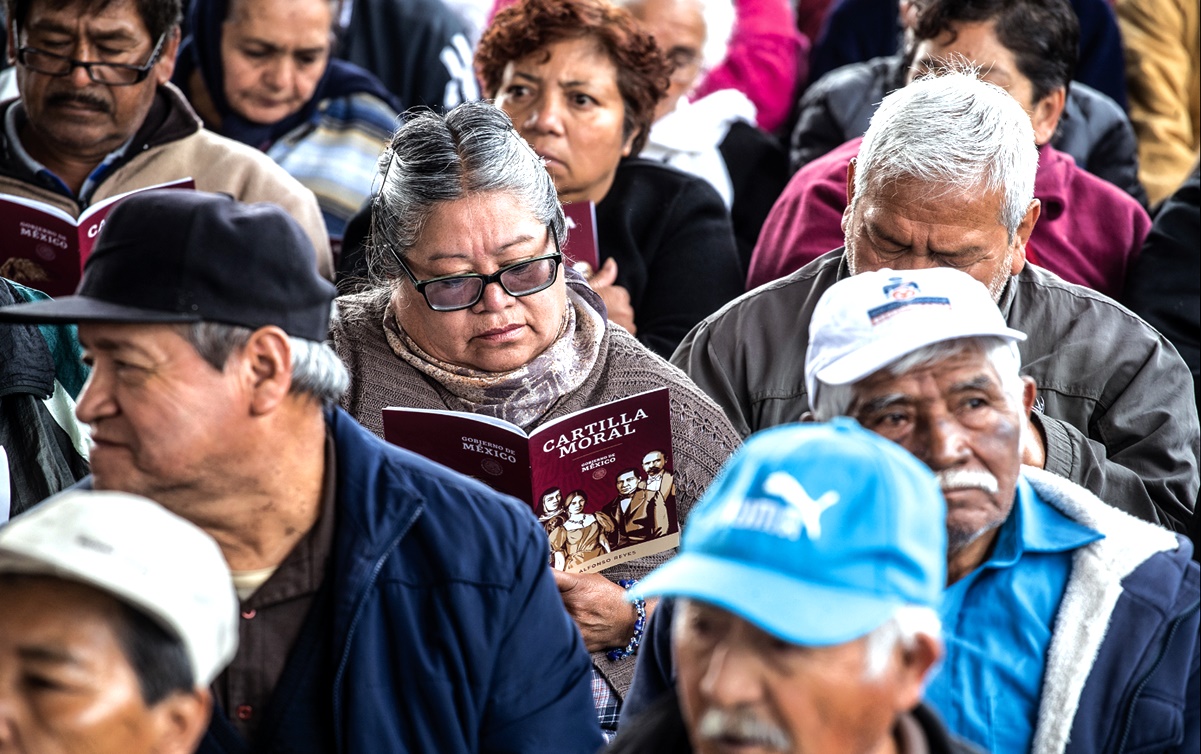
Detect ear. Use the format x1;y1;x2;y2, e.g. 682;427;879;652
798;411;817;423
153;26;183;85
621;127;637;158
1030;87;1066;146
1008;198;1040;276
238;327;295;416
1021;375;1037;416
149;688;212;754
841;159;858;238
894;633;942;711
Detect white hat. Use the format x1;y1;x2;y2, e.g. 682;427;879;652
0;490;239;687
805;267;1027;402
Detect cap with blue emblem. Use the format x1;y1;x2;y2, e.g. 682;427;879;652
804;267;1026;407
631;419;947;645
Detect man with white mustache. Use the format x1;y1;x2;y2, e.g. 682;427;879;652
804;267;1200;752
605;420;977;754
621;267;1200;754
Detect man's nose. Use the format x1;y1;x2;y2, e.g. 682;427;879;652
698;641;766;709
923;413;972;470
74;364;116;425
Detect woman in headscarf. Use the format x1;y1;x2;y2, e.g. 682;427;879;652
174;0;400;243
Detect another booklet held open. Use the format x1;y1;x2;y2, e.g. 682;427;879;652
383;388;679;574
0;178;195;296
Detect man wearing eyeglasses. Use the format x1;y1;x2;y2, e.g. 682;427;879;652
0;0;334;280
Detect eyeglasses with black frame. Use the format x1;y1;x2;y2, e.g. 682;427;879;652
397;225;563;312
16;31;169;86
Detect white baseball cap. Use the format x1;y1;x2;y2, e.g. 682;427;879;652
805;268;1027;402
0;490;239;687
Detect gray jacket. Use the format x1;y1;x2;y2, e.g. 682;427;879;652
670;251;1199;532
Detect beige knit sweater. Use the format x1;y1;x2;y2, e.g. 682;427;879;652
332;287;742;695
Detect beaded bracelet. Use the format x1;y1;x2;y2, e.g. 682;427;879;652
607;579;647;661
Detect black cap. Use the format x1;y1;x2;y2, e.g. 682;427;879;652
0;191;336;341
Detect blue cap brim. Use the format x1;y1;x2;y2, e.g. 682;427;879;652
631;552;905;646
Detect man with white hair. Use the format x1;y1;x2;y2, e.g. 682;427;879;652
0;489;238;753
638;267;1201;752
605;420;979;754
672;70;1199;535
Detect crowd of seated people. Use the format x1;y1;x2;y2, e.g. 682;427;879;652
0;0;1197;752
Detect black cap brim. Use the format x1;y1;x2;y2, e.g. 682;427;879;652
0;296;203;326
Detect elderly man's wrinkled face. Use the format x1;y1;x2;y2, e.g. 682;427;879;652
0;576;204;754
392;191;568;373
74;323;250;507
842;175;1034;301
848;346;1032;557
674;600;925;754
12;0;178;163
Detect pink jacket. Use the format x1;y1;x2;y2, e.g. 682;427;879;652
746;137;1151;298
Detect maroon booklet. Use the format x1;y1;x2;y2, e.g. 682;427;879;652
561;201;600;273
383;387;680;573
0;178;195;296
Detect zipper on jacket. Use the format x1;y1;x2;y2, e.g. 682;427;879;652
330;503;423;750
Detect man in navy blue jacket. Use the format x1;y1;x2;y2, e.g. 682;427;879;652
0;190;604;754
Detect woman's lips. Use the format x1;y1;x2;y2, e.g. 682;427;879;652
476;323;525;342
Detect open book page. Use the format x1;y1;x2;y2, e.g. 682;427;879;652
0;178;195;296
382;388;678;573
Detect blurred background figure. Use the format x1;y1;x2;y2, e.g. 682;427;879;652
175;0;400;244
0;490;238;754
476;0;743;357
752;0;1150;299
1116;0;1200;207
0;276;88;518
806;0;1128;109
332;0;481;111
791;0;1144;208
487;0;806;135
614;0;789;273
1123;164;1200;419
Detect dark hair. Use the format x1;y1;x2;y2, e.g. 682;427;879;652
910;0;1078;101
475;0;671;156
113;601;195;705
7;0;183;41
